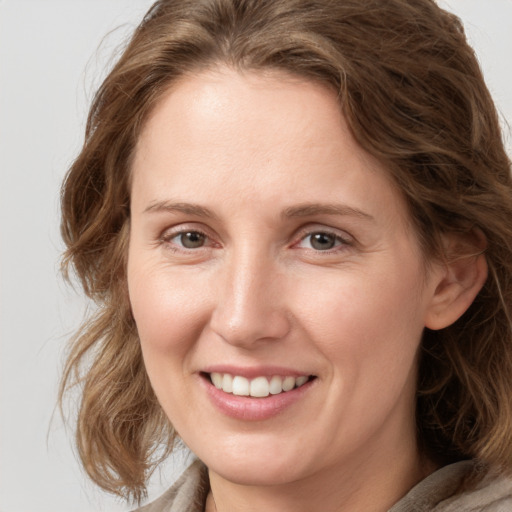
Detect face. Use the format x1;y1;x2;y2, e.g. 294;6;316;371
128;67;442;487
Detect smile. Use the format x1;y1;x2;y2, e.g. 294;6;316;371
209;373;312;397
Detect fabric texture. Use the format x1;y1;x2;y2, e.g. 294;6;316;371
135;459;208;512
134;459;512;512
389;460;512;511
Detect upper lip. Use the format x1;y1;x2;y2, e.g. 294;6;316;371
201;365;313;379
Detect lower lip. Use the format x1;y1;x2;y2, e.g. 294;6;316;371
201;375;315;421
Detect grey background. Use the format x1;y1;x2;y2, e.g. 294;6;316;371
1;1;511;511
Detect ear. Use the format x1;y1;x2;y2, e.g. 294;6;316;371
424;229;488;331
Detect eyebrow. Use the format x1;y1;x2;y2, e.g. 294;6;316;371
282;203;374;221
143;201;218;219
143;200;374;222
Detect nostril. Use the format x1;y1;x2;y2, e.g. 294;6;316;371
210;309;292;348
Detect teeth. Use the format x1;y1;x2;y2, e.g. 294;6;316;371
296;376;308;387
211;372;222;389
232;376;249;396
269;375;283;395
209;373;310;397
222;373;233;393
250;376;270;398
282;376;296;391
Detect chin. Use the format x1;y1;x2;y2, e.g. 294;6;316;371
210;459;306;487
194;436;315;486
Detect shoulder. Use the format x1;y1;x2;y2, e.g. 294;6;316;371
435;463;512;512
390;460;512;512
133;459;208;512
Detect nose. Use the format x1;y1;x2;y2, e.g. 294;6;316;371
209;248;291;348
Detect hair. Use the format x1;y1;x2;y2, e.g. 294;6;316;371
60;0;512;502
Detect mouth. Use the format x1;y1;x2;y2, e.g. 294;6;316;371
203;372;316;398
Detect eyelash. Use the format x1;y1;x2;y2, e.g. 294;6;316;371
159;226;353;254
294;230;352;253
160;227;214;252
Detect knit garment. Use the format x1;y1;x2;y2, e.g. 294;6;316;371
135;458;512;512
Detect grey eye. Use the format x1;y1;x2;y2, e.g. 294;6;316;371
178;231;206;248
309;232;336;250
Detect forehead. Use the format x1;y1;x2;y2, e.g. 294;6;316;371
131;66;410;231
135;66;347;164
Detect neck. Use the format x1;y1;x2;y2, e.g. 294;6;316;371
206;440;436;512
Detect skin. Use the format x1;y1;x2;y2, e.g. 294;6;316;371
127;67;485;512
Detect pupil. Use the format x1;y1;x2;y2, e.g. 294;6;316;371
311;233;335;250
181;232;205;248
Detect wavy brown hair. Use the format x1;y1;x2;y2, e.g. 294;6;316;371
60;0;512;502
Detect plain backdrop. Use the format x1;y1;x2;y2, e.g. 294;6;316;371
0;1;511;511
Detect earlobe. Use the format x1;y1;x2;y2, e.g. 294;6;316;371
424;231;488;331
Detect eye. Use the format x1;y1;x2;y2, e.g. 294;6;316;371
296;231;348;251
176;231;206;248
163;230;209;249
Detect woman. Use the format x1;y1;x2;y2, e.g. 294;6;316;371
60;0;512;510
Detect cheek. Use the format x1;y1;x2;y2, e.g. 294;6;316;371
296;262;427;375
127;258;207;356
127;262;210;424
